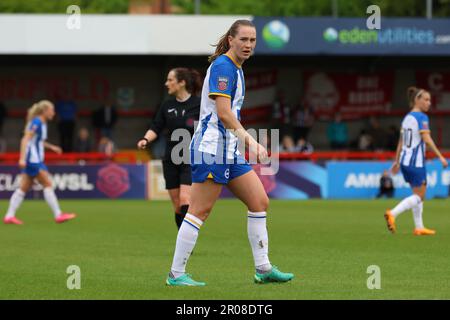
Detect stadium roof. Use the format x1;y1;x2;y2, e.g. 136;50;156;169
0;14;250;55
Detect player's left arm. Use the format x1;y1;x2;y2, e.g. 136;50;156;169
44;142;63;154
421;131;448;168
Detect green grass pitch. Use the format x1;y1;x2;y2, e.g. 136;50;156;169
1;199;449;299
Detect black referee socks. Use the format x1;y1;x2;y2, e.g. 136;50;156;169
175;204;189;230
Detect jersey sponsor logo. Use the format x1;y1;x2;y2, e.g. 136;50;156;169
186;118;195;127
224;168;230;179
218;76;229;91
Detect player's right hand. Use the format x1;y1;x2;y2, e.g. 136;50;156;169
137;139;148;149
390;161;400;175
18;159;26;169
256;143;269;164
440;156;448;168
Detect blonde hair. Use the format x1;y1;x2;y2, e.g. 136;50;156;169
25;100;53;130
407;86;429;108
208;19;255;63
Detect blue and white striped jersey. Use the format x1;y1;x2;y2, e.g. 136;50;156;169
25;117;47;164
400;112;430;168
190;54;245;160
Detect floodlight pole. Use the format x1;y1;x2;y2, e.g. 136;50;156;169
195;0;201;15
332;0;338;18
426;0;433;19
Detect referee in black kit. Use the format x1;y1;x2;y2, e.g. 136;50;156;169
138;68;201;229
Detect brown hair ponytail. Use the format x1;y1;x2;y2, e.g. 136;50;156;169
208;19;255;63
172;68;203;96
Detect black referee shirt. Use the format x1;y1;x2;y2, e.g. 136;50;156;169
149;95;201;161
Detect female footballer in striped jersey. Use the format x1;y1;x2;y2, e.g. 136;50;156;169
166;20;293;286
3;100;76;225
385;87;448;235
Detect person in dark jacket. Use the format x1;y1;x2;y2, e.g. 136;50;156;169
137;68;202;230
377;170;394;198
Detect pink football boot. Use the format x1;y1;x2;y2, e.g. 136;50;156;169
3;217;24;225
55;213;77;224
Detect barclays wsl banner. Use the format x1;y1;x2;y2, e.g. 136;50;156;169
327;160;450;199
0;164;147;199
253;17;450;55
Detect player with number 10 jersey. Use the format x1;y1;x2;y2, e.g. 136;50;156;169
385;87;448;236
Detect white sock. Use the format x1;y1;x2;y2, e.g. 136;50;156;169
412;201;424;229
43;187;62;218
5;189;26;218
170;213;203;278
247;211;271;272
391;194;421;218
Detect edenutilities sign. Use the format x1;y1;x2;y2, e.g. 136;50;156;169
254;17;450;55
323;26;435;45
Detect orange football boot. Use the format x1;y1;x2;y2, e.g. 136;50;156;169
413;228;436;236
384;210;396;234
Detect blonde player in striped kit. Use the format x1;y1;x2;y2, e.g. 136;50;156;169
3;100;76;225
385;87;448;235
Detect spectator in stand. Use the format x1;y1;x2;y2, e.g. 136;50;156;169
271;90;284;130
0;101;6;135
327;113;348;150
367;116;387;151
280;135;296;153
293;101;315;142
357;129;373;151
74;127;93;153
296;138;314;154
272;90;294;139
55;93;77;152
377;170;394;198
0;135;6;153
92;98;118;142
98;136;115;157
385;125;400;151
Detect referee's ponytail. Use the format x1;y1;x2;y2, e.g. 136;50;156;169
208;19;255;63
172;68;203;96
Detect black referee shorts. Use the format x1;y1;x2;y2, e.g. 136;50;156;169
162;160;192;190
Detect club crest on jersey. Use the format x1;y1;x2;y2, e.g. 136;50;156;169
186;118;195;127
218;77;229;91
